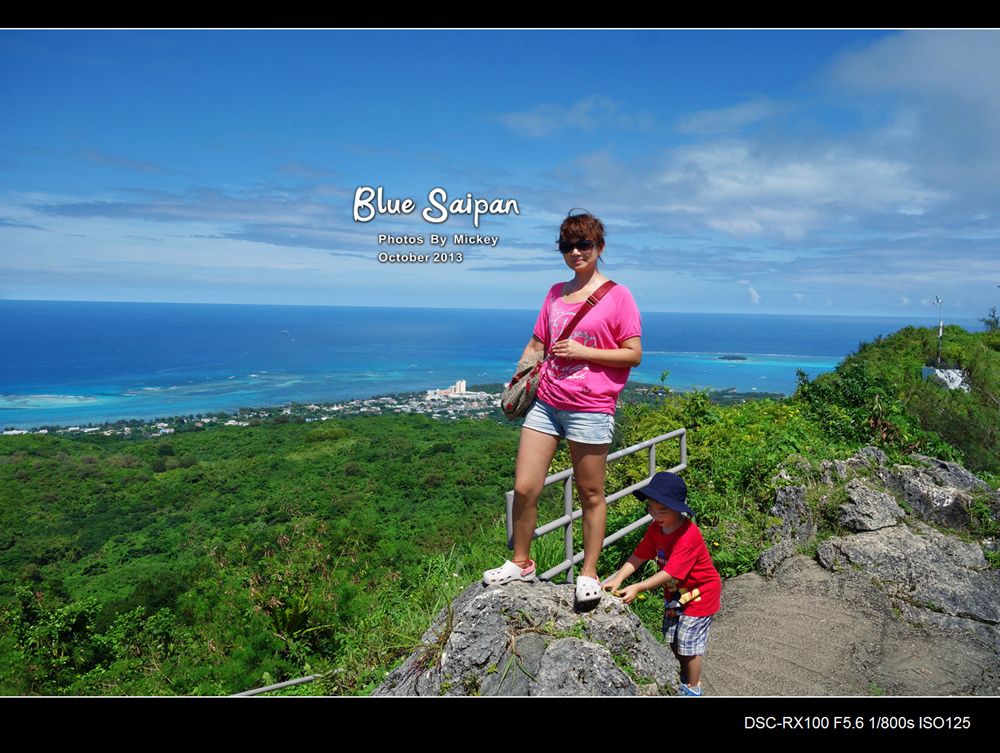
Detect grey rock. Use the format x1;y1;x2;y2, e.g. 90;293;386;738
878;467;973;528
857;446;889;466
757;540;797;577
817;523;1000;630
839;478;905;531
875;454;1000;528
534;637;636;696
767;483;816;543
820;458;851;485
909;453;996;494
373;580;678;696
732;448;1000;694
818;447;885;486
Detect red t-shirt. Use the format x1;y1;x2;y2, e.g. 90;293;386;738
633;519;721;617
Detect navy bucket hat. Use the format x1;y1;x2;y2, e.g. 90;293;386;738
634;472;694;517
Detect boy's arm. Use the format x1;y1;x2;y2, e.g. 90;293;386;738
605;555;680;605
607;560;683;605
603;555;643;593
616;569;677;605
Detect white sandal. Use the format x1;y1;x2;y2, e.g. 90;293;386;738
575;575;602;604
483;559;535;586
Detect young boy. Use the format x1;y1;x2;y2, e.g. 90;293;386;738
603;472;720;696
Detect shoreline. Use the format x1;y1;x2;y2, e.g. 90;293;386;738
0;349;825;431
1;382;789;438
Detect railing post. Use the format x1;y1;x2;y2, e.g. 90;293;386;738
564;475;575;584
505;489;515;549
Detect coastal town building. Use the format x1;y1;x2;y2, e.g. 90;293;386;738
9;380;502;437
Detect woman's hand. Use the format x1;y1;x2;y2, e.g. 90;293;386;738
549;336;642;368
550;338;587;360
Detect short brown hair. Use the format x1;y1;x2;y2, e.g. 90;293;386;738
559;209;605;249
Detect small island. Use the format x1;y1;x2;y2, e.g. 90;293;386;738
718;355;748;361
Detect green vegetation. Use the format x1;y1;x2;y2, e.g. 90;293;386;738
796;324;1000;472
0;415;519;695
2;323;998;695
979;306;999;332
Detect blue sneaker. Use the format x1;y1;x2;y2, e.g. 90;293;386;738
680;683;703;696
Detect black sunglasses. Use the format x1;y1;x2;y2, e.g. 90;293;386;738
558;239;597;254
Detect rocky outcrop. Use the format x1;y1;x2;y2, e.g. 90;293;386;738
382;447;1000;696
765;447;999;552
876;454;994;528
837;478;906;530
729;447;1000;695
373;580;679;697
818;523;1000;627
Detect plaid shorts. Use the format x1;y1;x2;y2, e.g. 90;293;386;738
662;613;713;656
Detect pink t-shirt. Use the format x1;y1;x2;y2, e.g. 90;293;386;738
533;282;642;414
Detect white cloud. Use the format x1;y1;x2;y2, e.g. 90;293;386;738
554;31;1000;254
498;96;649;138
827;30;1000;187
829;30;1000;103
675;97;786;135
646;140;944;240
79;148;163;173
42;188;334;228
275;162;344;180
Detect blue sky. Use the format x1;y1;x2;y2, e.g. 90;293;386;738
2;29;998;318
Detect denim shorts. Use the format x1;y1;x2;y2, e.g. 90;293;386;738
522;398;615;445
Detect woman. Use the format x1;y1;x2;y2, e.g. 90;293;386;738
484;210;642;603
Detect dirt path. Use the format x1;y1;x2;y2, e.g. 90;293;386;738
703;556;998;696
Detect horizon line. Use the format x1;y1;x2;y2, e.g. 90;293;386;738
0;298;979;322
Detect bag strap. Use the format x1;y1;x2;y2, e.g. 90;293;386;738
550;280;617;350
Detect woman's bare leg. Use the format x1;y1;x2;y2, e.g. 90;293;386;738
511;427;562;563
568;439;611;581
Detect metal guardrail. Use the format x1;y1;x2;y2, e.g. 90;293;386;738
231;668;345;697
232;674;325;697
504;428;687;583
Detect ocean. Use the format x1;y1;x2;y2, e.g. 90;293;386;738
0;300;974;430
